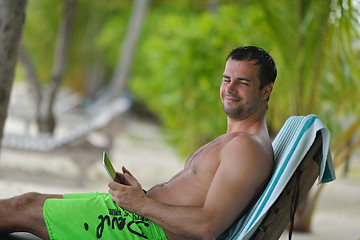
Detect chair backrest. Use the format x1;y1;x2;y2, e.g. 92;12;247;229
216;115;335;240
251;132;321;239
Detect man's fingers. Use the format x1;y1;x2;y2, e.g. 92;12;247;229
124;173;137;186
114;172;125;184
122;167;138;186
122;166;133;176
108;180;118;190
108;188;115;196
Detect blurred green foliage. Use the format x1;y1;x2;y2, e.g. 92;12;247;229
130;0;360;157
20;0;359;158
130;3;275;156
22;1;61;83
22;0;132;91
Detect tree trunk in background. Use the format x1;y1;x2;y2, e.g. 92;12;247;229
110;0;150;99
37;0;76;133
20;0;76;134
18;45;42;125
0;0;27;153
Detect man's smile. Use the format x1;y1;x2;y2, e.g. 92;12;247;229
223;94;242;102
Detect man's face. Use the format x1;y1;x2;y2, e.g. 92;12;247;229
220;59;263;119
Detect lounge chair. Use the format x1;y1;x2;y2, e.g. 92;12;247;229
217;114;336;240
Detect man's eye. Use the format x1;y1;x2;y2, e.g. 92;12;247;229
223;79;230;83
240;82;249;86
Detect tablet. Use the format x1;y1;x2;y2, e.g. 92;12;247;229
103;151;116;179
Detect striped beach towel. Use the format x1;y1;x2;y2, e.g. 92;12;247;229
217;114;336;240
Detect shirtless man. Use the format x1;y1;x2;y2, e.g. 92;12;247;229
0;46;276;240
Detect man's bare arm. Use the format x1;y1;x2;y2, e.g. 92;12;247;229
108;135;273;239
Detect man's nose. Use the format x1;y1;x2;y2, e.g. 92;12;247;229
226;81;237;94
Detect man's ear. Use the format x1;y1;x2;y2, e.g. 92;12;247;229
263;83;273;101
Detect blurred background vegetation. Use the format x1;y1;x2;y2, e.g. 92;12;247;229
17;0;359;159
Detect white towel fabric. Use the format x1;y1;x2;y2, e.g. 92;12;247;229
217;114;336;240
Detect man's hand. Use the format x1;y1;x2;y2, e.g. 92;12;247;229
112;166;130;185
108;167;146;213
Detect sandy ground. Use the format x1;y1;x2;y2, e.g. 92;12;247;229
0;84;359;239
0;116;184;196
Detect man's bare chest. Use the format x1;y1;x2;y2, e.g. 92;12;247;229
185;136;226;175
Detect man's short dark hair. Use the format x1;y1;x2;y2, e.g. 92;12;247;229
226;46;277;89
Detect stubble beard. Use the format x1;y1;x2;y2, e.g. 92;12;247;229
222;96;262;120
223;104;244;119
222;96;245;119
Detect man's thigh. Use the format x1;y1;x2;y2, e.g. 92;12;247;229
43;192;166;240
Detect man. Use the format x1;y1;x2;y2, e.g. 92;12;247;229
0;46;277;240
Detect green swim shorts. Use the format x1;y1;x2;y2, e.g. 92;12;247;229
43;192;167;240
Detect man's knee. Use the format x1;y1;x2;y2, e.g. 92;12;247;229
0;192;52;239
11;192;46;212
17;192;42;202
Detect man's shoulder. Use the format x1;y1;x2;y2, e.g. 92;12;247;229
223;132;270;151
220;132;274;165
